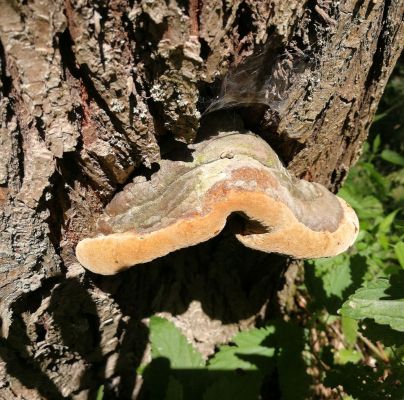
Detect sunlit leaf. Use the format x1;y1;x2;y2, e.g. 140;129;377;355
340;279;404;332
208;327;276;371
377;210;399;234
395;242;404;268
149;317;205;368
372;134;381;153
373;112;387;122
381;149;404;167
96;385;104;400
341;316;359;347
306;255;353;301
334;348;362;365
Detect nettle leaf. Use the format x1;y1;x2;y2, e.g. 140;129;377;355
305;254;363;314
149;316;205;368
323;261;352;300
340;278;404;332
309;255;352;300
395;242;404;268
338;189;384;221
377;209;399;234
208;323;309;400
204;327;276;400
208;326;276;371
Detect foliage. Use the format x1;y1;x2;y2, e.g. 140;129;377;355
302;61;404;398
137;62;404;399
96;385;104;400
141;318;308;399
149;316;205;368
340;275;404;332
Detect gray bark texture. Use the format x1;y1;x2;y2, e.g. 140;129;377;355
0;0;402;398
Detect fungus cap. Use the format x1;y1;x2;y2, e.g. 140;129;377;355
76;132;359;275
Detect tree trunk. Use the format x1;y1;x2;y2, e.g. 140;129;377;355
0;0;402;398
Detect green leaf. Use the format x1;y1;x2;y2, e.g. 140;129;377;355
395;242;404;268
340;279;404;332
377;210;399;234
149;317;205;368
311;256;353;300
205;327;276;400
381;149;404;167
203;326;275;400
208;327;276;371
341;316;359;347
334;348;362;365
338;189;384;220
208;323;309;400
372;134;381;153
305;255;359;314
373;112;387;122
324;262;352;300
96;385;104;400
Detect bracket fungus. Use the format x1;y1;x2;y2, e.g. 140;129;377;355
76;131;359;275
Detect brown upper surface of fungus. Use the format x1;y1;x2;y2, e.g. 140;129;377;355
76;131;359;275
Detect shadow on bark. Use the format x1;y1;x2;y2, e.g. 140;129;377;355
0;295;64;399
95;231;288;398
0;231;288;399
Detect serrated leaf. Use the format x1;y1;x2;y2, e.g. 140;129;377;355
233;326;275;348
377;210;398;234
338;189;384;220
313;256;352;299
381;149;404;167
340;279;404;332
208;327;276;371
208;323;308;400
395;242;404;268
323;261;352;300
149;317;205;368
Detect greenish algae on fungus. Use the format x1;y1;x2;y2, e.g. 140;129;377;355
76;131;359;275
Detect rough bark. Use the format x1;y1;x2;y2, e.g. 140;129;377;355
0;0;402;398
